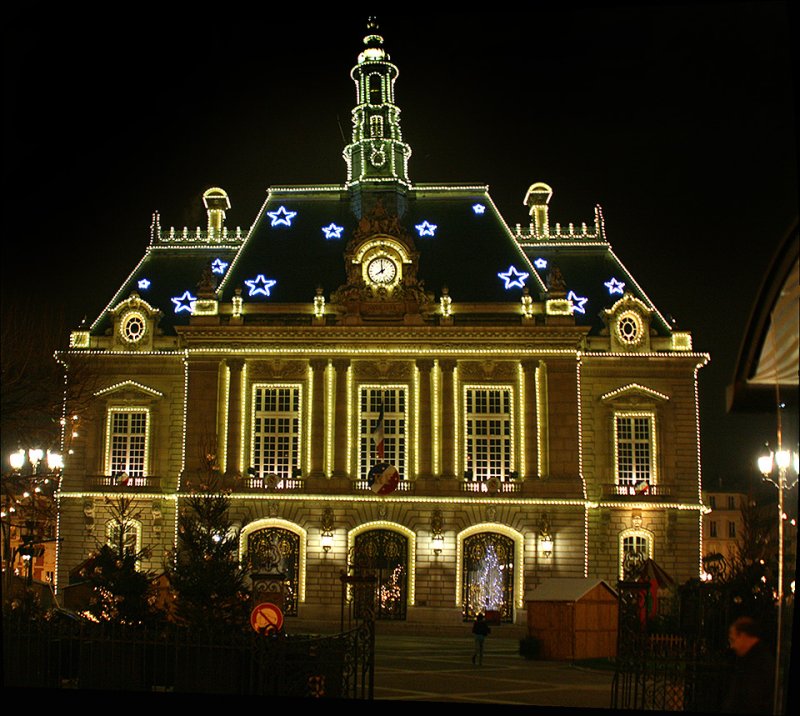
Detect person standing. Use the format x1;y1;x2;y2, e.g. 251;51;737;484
471;612;491;665
720;616;775;714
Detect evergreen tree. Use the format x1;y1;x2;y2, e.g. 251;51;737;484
166;489;250;628
83;495;158;624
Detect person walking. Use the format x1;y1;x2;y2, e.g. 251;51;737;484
471;612;491;665
720;616;774;714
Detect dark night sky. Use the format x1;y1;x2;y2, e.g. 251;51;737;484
4;4;798;488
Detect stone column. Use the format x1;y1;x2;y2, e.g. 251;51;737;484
225;358;244;477
308;359;327;478
522;360;539;480
439;359;457;478
332;359;351;478
416;359;434;479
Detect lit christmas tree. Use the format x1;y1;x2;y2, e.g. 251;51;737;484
475;545;504;612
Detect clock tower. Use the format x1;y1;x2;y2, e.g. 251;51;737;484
343;19;412;218
330;200;433;324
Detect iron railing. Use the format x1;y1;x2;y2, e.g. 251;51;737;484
3;617;373;698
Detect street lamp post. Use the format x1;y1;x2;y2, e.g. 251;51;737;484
757;441;798;716
2;448;62;603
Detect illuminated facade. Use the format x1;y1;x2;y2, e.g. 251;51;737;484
56;23;708;630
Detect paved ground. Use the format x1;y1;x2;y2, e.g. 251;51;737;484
374;635;614;708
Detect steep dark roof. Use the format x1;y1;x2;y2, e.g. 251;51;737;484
92;185;674;338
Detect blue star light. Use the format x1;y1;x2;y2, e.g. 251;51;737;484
138;278;151;290
604;277;626;295
245;274;277;297
171;291;196;314
322;223;344;240
567;290;588;315
267;206;297;227
472;203;486;215
211;258;229;275
415;220;437;237
534;258;548;269
498;265;529;290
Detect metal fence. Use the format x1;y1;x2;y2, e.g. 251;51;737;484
3;616;373;698
612;581;732;712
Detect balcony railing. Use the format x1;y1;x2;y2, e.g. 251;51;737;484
239;477;306;493
352;479;415;494
602;483;672;499
459;479;522;495
85;475;161;492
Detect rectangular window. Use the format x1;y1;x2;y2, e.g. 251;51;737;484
106;408;149;477
251;385;302;480
464;387;513;481
728;521;736;539
359;386;406;481
709;495;717;509
710;521;717;538
614;413;656;486
727;496;736;510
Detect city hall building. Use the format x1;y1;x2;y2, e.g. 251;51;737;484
56;23;708;630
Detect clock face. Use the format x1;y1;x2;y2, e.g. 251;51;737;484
367;256;397;284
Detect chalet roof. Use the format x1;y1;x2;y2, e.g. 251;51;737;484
524;578;618;602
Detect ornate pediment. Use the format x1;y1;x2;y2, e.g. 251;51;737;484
93;380;164;400
330;200;433;322
600;292;653;352
108;292;163;351
600;382;670;405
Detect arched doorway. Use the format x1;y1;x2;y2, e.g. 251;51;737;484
462;532;514;622
246;527;300;616
353;529;408;620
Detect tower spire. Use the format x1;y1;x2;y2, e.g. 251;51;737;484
343;18;412;192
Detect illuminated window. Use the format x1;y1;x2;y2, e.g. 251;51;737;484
105;408;149;477
106;518;141;556
619;528;653;578
464;387;513;481
614;413;656;487
251;385;302;480
369;115;384;137
359;387;406;481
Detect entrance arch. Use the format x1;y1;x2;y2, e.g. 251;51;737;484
459;526;522;623
241;519;305;616
350;524;414;621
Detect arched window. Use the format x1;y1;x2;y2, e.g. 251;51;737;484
106;517;141;556
368;74;383;104
369;114;384;138
619;528;654;579
462;532;515;622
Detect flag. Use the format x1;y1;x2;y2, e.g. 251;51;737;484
368;462;399;495
634;479;650;495
371;396;385;460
